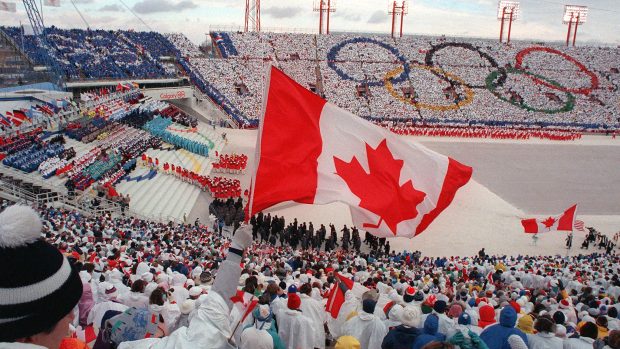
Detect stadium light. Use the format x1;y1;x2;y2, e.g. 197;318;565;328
497;1;520;44
563;5;588;47
244;0;260;32
387;1;408;38
313;0;336;35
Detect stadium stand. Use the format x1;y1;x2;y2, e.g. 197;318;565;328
176;31;619;131
1;26;178;80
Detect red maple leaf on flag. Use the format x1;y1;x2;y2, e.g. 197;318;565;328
333;139;426;236
542;216;556;229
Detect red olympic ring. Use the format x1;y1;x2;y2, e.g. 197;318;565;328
515;47;598;95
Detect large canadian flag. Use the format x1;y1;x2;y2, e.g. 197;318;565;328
521;204;577;234
250;67;473;238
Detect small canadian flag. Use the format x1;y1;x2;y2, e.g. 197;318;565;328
521;204;577;234
250;67;473;238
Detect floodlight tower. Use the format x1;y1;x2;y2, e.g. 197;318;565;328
313;0;336;35
244;0;260;32
388;1;408;38
497;1;520;44
563;5;588;47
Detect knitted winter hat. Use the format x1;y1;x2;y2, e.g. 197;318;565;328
362;299;377;314
559;298;571;309
553;310;566;325
0;206;83;342
431;299;446;313
287;293;301;310
448;304;463;318
253;304;273;323
403;286;416;303
413;291;425;302
288;284;298;294
458;312;471;325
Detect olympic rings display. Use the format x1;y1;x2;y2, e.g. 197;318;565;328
326;38;597;117
515;46;599;95
424;42;507;89
384;64;474;111
485;67;576;114
327;37;409;87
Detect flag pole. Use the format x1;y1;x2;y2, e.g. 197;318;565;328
247;62;272;219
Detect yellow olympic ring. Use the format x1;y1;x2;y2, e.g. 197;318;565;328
384;64;475;111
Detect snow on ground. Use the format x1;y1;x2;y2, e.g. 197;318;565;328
196;128;620;257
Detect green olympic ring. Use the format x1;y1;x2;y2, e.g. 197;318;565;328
485;67;575;114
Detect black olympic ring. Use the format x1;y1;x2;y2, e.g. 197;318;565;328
425;42;507;89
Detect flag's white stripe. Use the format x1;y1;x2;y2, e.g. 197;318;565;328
314;102;448;238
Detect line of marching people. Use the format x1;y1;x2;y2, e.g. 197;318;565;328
211;152;248;174
141;153;242;199
386;126;582;141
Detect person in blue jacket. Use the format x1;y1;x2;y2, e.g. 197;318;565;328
479;306;528;349
381;308;421;349
412;314;446;349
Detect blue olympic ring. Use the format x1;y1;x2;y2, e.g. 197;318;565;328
327;37;410;87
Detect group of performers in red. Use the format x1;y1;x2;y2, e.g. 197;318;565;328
211;152;248;174
141;154;242;199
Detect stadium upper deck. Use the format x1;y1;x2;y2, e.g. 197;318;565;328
2;27;619;131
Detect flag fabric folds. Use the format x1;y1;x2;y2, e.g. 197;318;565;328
325;273;368;319
6;111;22;127
13;110;29;122
0;113;11;127
250;66;473;238
574;220;585;231
521;204;577;234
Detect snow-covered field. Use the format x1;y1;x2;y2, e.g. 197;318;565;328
208;129;620;257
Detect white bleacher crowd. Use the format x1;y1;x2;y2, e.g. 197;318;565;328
175;31;620;132
165;33;203;58
1;202;620;349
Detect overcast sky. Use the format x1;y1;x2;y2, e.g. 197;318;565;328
1;0;618;46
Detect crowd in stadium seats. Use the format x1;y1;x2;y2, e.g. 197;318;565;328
165;33;203;58
1;203;619;349
3;26;618;131
170;31;620;132
1;26;178;80
2;134;65;172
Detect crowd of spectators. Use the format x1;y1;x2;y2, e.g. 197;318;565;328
172;31;620;132
165;33;203;59
1;26;179;80
1;132;65;172
1;203;619;349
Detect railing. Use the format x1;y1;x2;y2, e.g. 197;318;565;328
0;165;125;216
0;164;189;224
